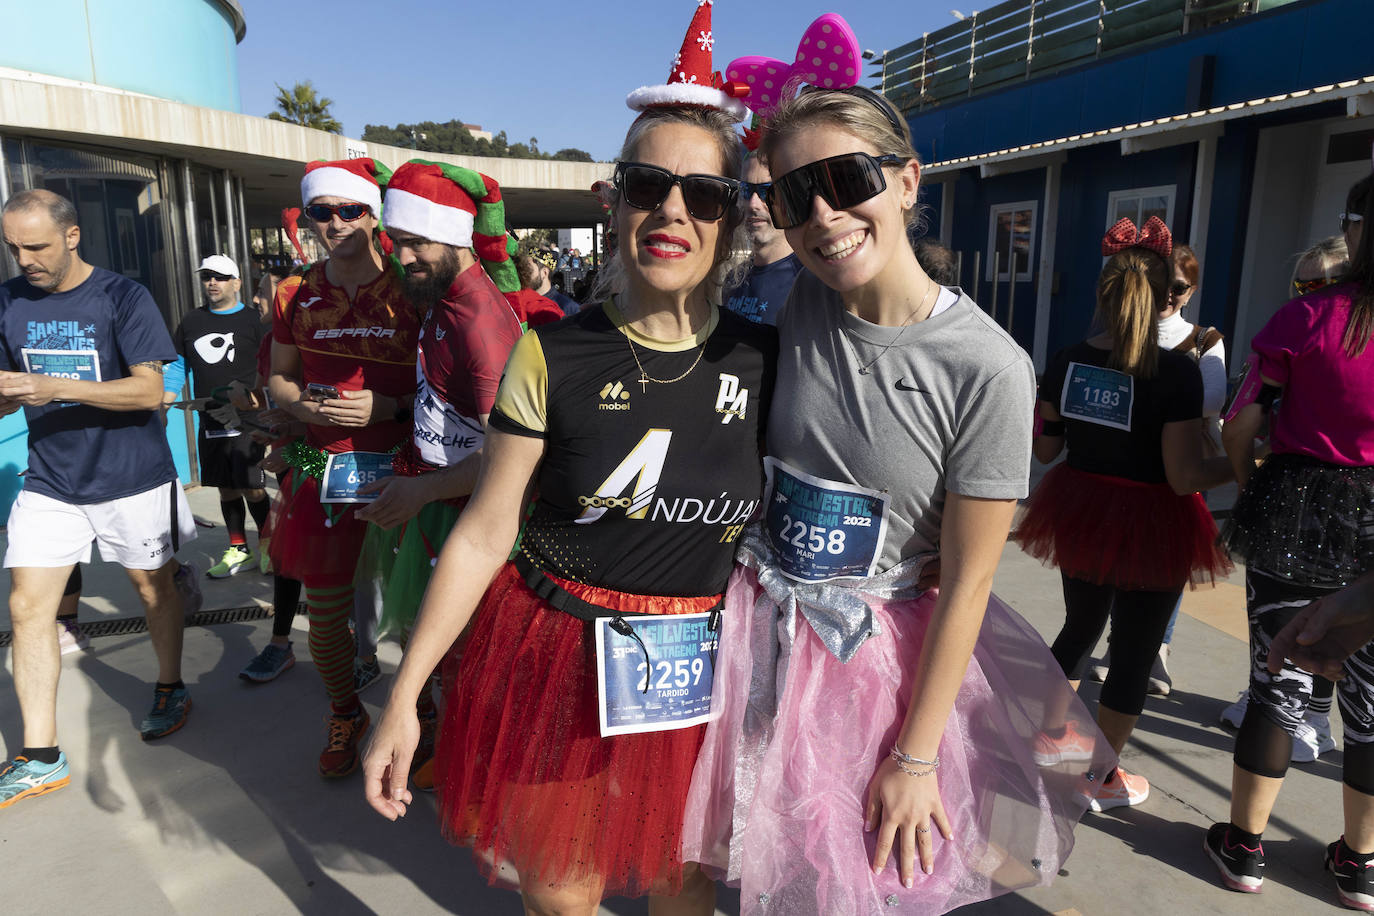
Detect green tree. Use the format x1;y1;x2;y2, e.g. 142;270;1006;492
267;81;343;134
552;148;594;162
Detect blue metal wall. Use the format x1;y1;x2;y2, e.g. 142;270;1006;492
908;0;1374;164
2;0;242;112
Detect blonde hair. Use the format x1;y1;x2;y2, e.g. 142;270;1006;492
1097;249;1168;378
758;88;923;227
1290;235;1349;290
589;106;745;304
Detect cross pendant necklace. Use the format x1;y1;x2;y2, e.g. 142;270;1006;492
638;371;651;393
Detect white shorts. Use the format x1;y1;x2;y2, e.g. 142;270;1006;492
5;481;198;571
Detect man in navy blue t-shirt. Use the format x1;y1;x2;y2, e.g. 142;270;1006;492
723;155;803;327
0;190;199;811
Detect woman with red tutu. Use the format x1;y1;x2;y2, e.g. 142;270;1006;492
1017;217;1233;812
361;10;775;912
680;65;1116;914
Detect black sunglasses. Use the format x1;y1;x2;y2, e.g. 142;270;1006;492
766;151;906;230
304;202;371;223
614;162;738;222
200;272;235;282
1169;281;1193;297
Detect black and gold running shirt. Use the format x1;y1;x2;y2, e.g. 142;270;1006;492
490;298;776;597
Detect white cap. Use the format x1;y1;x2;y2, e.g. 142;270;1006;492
197;254;239;278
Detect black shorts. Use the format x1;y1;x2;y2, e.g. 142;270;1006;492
198;431;265;490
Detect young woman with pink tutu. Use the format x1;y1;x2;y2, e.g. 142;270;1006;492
681;81;1114;915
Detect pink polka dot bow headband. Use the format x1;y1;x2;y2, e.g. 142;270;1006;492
723;13;863;119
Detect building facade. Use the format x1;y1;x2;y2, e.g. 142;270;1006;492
880;0;1374;369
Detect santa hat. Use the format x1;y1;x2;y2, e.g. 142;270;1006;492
383;159;518;292
626;1;749;122
299;158;389;216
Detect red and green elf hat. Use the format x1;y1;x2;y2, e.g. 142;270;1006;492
383;159;517;293
300;157;391;216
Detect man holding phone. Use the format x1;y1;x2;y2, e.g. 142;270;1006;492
164;254;269;578
267;158;421;778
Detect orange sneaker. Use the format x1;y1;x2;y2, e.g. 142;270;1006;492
1089;766;1150;812
318;708;370;778
1032;720;1096;766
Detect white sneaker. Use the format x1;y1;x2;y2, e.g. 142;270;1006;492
1086;652;1110;683
1220;690;1248;729
1148;644;1172;696
56;618;90;655
1292;712;1337;763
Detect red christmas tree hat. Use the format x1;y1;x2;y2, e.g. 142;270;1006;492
626;1;749;122
299;158;390;216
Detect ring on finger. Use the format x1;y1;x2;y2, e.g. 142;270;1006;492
915;826;931;834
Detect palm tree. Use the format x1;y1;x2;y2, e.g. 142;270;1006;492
267;81;343;134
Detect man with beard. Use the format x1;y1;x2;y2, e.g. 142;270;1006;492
267;158;422;778
353;159;523;788
0;190;200;809
723;154;802;326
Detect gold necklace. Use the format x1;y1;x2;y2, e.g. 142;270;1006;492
618;297;709;392
847;279;937;376
625;333;706;392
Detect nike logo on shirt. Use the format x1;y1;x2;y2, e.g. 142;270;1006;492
895;378;925;392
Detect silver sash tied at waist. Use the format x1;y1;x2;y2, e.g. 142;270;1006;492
735;524;933;721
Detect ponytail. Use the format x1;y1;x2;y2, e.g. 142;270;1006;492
1097;250;1166;378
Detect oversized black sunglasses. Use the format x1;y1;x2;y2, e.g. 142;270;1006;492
766;151;906;230
614;162;738;222
304;202;371;223
200;272;235;282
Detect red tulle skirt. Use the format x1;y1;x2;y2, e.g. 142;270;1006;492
266;470;369;589
435;562;722;898
1016;463;1231;590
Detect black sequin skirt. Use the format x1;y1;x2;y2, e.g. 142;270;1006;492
1221;452;1374;586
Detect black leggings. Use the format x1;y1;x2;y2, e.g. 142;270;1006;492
1050;574;1181;716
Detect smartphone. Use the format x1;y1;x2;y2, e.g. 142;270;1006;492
306;383;341;402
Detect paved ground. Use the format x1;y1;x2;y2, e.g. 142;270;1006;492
0;481;1355;914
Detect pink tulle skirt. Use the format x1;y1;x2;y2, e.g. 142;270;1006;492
682;564;1115;915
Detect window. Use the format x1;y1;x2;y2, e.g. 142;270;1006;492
985;201;1037;282
1105;185;1175;234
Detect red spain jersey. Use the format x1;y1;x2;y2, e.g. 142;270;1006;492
272;262;420;454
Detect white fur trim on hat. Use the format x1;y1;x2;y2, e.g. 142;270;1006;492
300;167;383;216
382;188;474;248
626;84;749;122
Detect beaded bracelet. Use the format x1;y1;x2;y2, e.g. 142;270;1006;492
890;744;939;769
893;759;938;777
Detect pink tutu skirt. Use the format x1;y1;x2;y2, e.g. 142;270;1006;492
682;563;1115;915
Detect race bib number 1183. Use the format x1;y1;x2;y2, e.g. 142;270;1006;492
1060;361;1134;431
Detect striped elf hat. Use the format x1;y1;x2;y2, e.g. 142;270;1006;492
382;159;516;293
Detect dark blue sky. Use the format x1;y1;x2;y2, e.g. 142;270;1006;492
236;1;957;160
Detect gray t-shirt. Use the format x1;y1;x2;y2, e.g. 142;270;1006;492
768;271;1035;572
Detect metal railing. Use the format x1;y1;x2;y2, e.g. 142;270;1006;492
873;0;1299;113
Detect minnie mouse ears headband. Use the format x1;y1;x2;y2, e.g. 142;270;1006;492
1102;216;1173;259
723;13;864;121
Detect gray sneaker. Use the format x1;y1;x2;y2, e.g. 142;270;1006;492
174;561;203;616
239;641;296;683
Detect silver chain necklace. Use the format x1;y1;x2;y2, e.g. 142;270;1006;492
843;279;936;376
